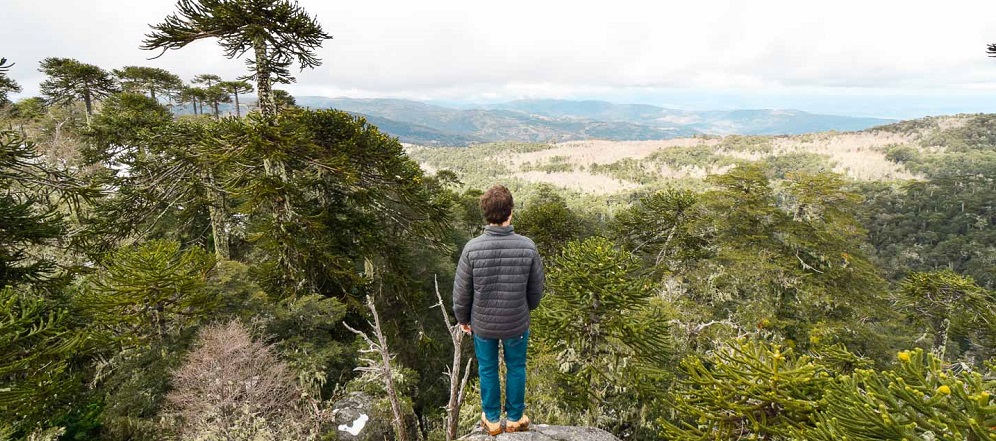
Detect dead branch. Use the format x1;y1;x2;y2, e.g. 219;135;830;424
434;275;473;441
345;295;409;441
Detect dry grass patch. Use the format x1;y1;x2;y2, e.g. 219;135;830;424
934;116;969;132
513;171;640;194
654;163;736;180
508;138;721;168
768;132;919;180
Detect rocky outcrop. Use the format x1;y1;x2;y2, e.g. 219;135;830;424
330;391;394;441
459;424;620;440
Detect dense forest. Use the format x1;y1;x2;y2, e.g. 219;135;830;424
2;1;995;440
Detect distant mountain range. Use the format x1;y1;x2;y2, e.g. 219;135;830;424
294;97;896;146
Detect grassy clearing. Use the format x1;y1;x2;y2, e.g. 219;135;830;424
407;120;962;200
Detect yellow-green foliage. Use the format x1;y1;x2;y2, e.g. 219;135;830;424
82;240;218;345
662;339;838;440
533;237;671;431
805;349;996;441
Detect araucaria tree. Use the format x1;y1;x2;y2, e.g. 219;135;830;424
142;0;332;118
192;74;229;117
219;80;253;117
0;130;96;434
0;58;22;107
533;236;671;428
896;270;996;361
38;57;118;119
112;66;183;101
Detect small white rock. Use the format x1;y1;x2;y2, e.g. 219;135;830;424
338;413;369;436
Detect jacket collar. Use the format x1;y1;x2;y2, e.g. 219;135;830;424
484;225;514;236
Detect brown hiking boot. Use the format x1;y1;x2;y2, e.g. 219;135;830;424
481;413;502;436
505;415;530;432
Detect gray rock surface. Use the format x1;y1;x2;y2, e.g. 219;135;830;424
330;391;393;441
459;424;620;440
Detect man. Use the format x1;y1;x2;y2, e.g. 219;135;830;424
453;185;545;436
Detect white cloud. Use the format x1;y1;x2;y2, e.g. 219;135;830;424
3;0;996;117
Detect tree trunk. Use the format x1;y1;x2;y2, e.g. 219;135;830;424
83;93;93;114
234;92;241;118
932;317;950;360
253;37;276;118
253;37;291;224
83;92;93;124
372;303;408;441
150;87;156;101
204;170;230;260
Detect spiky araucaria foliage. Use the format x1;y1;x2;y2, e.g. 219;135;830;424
661;339;864;440
82;240;218;345
0;286;89;433
218;80;253;117
896;270;996;363
804;348;996;441
533;236;672;432
0;57;22;107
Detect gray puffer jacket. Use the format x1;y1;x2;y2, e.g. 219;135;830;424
453;225;545;339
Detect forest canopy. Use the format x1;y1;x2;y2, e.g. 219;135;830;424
1;2;995;441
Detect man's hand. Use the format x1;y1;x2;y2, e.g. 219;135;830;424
459;323;472;335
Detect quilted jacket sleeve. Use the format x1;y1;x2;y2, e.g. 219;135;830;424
452;246;474;325
526;251;545;311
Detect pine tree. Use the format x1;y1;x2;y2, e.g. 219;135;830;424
0;130;94;287
683;166;888;354
0;130;95;433
514;186;586;257
191;74;229;116
609;188;707;275
82;240;218;344
208;109;449;299
272;88;297;111
79;93;232;258
179;85;207;115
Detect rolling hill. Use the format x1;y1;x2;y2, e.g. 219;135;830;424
297;97;895;146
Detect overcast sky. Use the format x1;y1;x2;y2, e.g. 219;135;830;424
4;0;996;119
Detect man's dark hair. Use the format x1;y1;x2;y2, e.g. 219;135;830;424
480;185;514;224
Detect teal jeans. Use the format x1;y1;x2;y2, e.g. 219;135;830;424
474;329;529;423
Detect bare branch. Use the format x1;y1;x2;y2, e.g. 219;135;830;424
433;274;454;329
457;356;474;408
344;295;409;441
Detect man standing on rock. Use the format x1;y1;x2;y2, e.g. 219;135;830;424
453;185;545;436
